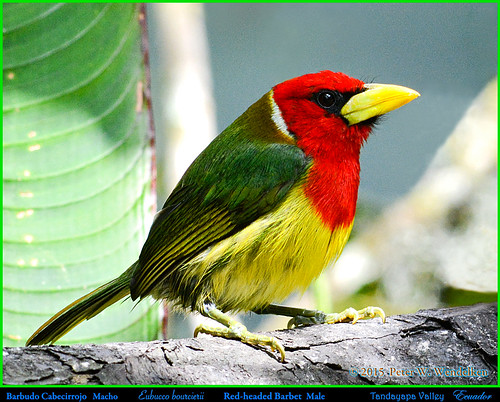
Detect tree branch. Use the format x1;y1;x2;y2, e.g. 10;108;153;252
3;303;496;385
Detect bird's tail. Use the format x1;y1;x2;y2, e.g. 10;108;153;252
26;262;137;346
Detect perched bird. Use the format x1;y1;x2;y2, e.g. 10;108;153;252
26;71;419;361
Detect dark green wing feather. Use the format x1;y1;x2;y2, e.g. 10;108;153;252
130;110;309;303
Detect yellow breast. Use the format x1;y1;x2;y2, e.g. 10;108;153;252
180;184;353;312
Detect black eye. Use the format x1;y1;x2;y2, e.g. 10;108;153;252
312;90;345;114
316;90;337;108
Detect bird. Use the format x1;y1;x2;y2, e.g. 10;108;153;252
26;70;419;362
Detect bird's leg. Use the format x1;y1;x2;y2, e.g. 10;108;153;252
254;304;327;328
194;302;286;362
254;303;385;329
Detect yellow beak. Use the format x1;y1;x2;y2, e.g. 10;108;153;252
341;83;420;126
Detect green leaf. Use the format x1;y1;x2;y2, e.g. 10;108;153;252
3;3;159;346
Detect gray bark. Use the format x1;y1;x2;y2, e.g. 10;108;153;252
3;302;496;385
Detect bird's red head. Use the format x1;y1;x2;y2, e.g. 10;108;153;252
271;70;372;161
271;70;419;230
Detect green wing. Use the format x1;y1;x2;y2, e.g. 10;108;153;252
130;118;309;303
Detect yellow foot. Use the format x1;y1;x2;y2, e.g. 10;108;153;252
324;306;386;324
287;306;385;328
195;303;286;362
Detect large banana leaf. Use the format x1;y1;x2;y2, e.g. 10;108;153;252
3;3;159;346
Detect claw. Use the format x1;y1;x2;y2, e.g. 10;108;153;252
288;305;386;327
325;306;385;324
196;303;286;362
360;306;386;323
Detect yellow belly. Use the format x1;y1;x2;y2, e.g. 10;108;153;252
180;185;353;312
